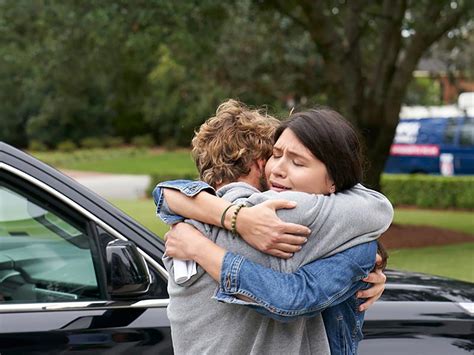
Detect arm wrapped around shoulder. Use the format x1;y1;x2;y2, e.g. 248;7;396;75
246;184;394;272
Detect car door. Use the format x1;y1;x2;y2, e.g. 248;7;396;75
454;116;474;174
0;166;173;355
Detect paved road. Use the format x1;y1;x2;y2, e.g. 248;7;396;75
62;170;151;200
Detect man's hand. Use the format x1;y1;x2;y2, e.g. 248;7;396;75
357;253;387;311
164;223;207;260
237;200;310;259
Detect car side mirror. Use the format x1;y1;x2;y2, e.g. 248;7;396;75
106;239;151;297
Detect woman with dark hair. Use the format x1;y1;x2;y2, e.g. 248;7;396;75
276;108;364;192
155;105;391;354
271;108;389;267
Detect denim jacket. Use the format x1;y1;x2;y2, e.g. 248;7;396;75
152;179;216;225
217;244;376;355
153;180;379;355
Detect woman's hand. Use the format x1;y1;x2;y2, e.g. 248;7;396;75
357;253;387;311
164;223;207;260
236;200;310;259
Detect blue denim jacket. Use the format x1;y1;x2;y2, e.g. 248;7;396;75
153;180;376;355
217;244;375;355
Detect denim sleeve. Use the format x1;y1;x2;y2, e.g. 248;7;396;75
214;241;377;321
152;179;215;224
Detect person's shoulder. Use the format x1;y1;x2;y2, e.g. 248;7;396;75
273;190;319;199
258;189;322;201
346;183;383;196
219;182;260;201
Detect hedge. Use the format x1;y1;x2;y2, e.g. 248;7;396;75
381;174;474;209
147;173;474;210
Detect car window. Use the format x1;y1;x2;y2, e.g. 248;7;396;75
460;117;474;147
0;182;102;303
443;118;458;144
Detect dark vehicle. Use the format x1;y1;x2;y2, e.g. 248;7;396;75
1;142;473;354
384;105;474;175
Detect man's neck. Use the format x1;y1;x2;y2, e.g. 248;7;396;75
215;176;259;191
214;162;266;191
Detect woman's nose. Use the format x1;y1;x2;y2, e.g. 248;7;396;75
271;159;287;178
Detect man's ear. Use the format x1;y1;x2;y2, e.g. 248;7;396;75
256;159;266;173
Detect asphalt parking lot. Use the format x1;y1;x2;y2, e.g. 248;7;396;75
62;170;150;200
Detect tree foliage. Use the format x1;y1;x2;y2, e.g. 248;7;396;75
251;0;473;188
0;0;227;147
0;0;472;187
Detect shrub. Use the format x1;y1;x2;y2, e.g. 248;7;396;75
80;137;106;149
103;136;125;148
147;173;474;209
56;140;77;152
381;174;474;209
163;138;178;151
28;140;48;152
131;134;154;148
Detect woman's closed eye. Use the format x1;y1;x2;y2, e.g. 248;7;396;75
292;160;304;167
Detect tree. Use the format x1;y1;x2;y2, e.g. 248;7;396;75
1;0;471;180
425;19;474;80
256;0;473;189
23;0;160;145
0;0;45;146
0;0;230;147
143;2;231;146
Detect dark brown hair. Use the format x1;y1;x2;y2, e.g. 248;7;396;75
276;106;388;267
275;107;363;192
376;241;389;270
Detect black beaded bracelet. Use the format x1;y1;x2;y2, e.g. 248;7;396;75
231;203;246;237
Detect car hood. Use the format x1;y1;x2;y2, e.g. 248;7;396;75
383;269;474;302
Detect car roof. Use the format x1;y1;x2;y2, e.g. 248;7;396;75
400;105;474;119
0;142;165;259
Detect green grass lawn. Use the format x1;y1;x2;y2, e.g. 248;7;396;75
112;198;169;236
390;206;474;282
388;243;474;282
111;198;474;282
393;208;474;235
31;148;198;176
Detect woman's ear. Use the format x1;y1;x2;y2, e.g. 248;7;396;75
329;184;336;194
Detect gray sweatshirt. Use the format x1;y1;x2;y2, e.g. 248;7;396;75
162;182;393;355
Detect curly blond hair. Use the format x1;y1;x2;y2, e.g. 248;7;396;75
192;99;279;188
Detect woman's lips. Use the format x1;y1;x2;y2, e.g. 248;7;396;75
270;181;291;192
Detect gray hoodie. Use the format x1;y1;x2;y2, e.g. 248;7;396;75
162;182;393;355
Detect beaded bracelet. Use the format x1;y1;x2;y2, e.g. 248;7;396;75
220;204;235;229
231;203;246;237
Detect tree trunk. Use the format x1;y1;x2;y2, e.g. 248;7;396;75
354;104;397;191
268;0;471;190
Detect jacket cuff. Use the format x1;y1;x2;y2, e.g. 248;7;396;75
152;180;215;224
220;252;245;293
155;180;215;198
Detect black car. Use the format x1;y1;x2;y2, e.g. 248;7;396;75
1;142;473;355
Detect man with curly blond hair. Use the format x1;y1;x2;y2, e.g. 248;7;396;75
191;99;279;189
